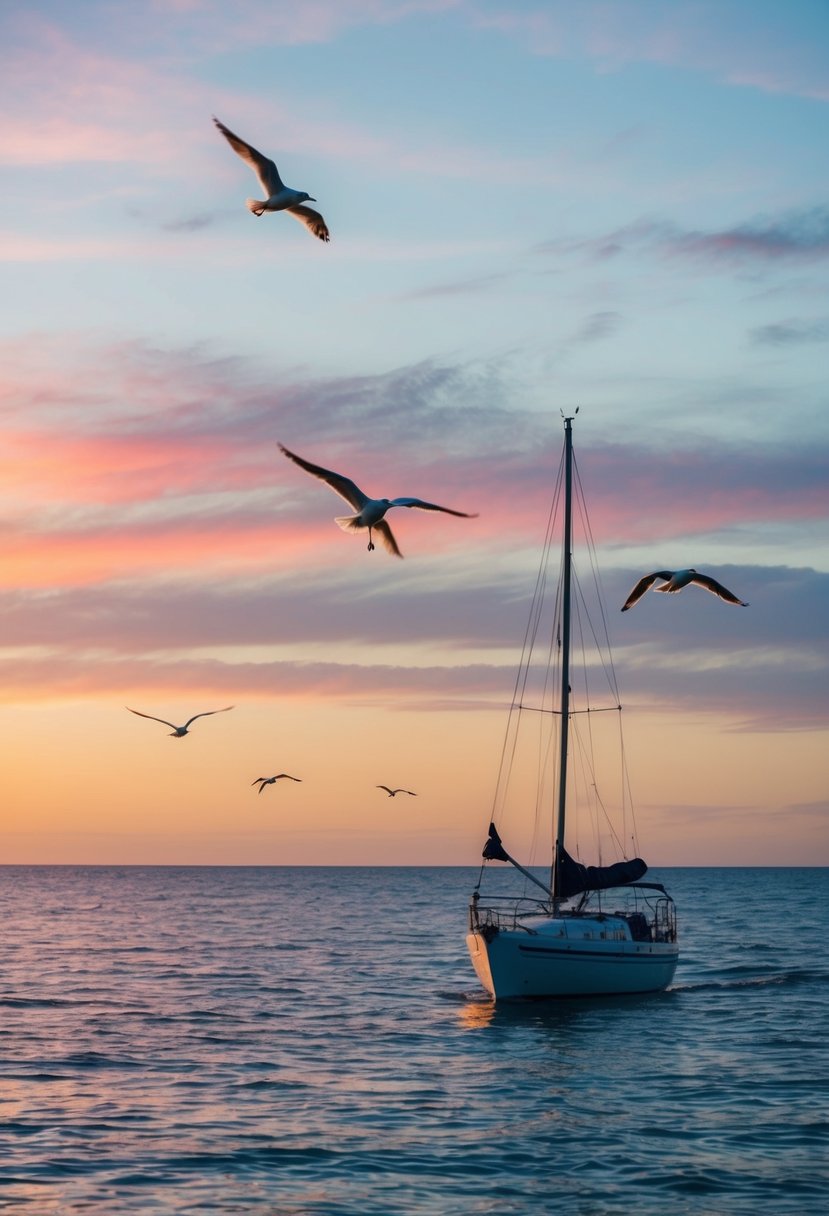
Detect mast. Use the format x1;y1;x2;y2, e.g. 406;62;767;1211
553;414;574;906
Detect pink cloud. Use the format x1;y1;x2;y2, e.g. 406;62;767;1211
1;566;827;728
0;232;141;262
579;442;829;544
0;652;509;706
2;19;197;170
0;515;307;589
0;429;260;504
0;119;173;169
1;336;826;566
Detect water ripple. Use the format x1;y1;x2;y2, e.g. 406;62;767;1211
0;865;826;1215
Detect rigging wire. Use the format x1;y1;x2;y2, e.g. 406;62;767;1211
477;422;645;893
572;448;641;859
478;441;566;893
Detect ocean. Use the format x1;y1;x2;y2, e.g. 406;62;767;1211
0;865;826;1215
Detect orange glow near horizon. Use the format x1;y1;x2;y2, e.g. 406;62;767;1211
1;695;826;866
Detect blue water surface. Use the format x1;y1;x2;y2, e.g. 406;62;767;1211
0;865;826;1214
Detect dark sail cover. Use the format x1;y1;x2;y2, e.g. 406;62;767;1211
482;823;511;863
556;845;647;899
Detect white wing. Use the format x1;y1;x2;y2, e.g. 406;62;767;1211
287;205;330;243
690;574;748;606
213;117;284;197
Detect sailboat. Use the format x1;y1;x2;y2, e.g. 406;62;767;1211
466;414;678;1000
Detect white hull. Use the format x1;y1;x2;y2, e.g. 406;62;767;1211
466;914;678;1000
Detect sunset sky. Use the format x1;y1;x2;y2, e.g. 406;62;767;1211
1;0;827;867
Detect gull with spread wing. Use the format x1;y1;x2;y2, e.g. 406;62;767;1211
621;569;749;612
252;774;302;794
278;443;477;557
213;117;329;242
126;706;234;737
377;786;417;798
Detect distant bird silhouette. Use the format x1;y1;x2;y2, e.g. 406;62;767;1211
252;774;302;794
213;117;329;242
621;569;748;612
377;785;417;798
126;706;234;737
278;443;477;557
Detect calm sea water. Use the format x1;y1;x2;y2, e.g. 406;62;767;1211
0;866;826;1215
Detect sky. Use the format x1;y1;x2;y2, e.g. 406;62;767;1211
1;0;827;867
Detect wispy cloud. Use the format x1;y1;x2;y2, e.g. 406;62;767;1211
573;310;623;343
2;335;827;727
662;207;829;263
161;212;220;232
0;16;197;170
0;232;137;263
577;440;829;546
471;1;829;103
538;206;829;270
398;271;514;302
3;335;827;551
0;563;826;728
142;0;462;52
0;118;174;169
2;562;827;654
0;8;562;194
0;651;508;709
750;317;829;346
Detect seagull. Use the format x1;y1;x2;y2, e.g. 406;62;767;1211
213;117;329;242
278;443;478;557
377;786;417;798
126;706;234;736
252;774;302;793
621;569;749;612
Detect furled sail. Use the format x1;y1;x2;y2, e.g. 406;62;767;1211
555;846;647;900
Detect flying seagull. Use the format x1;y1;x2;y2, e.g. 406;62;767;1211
212;116;329;242
278;443;478;557
621;569;749;612
252;774;302;793
126;706;234;737
377;786;417;798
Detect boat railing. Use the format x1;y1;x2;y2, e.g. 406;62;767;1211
610;892;677;944
471;888;678;942
651;896;678;944
582;883;677;944
469;893;550;933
